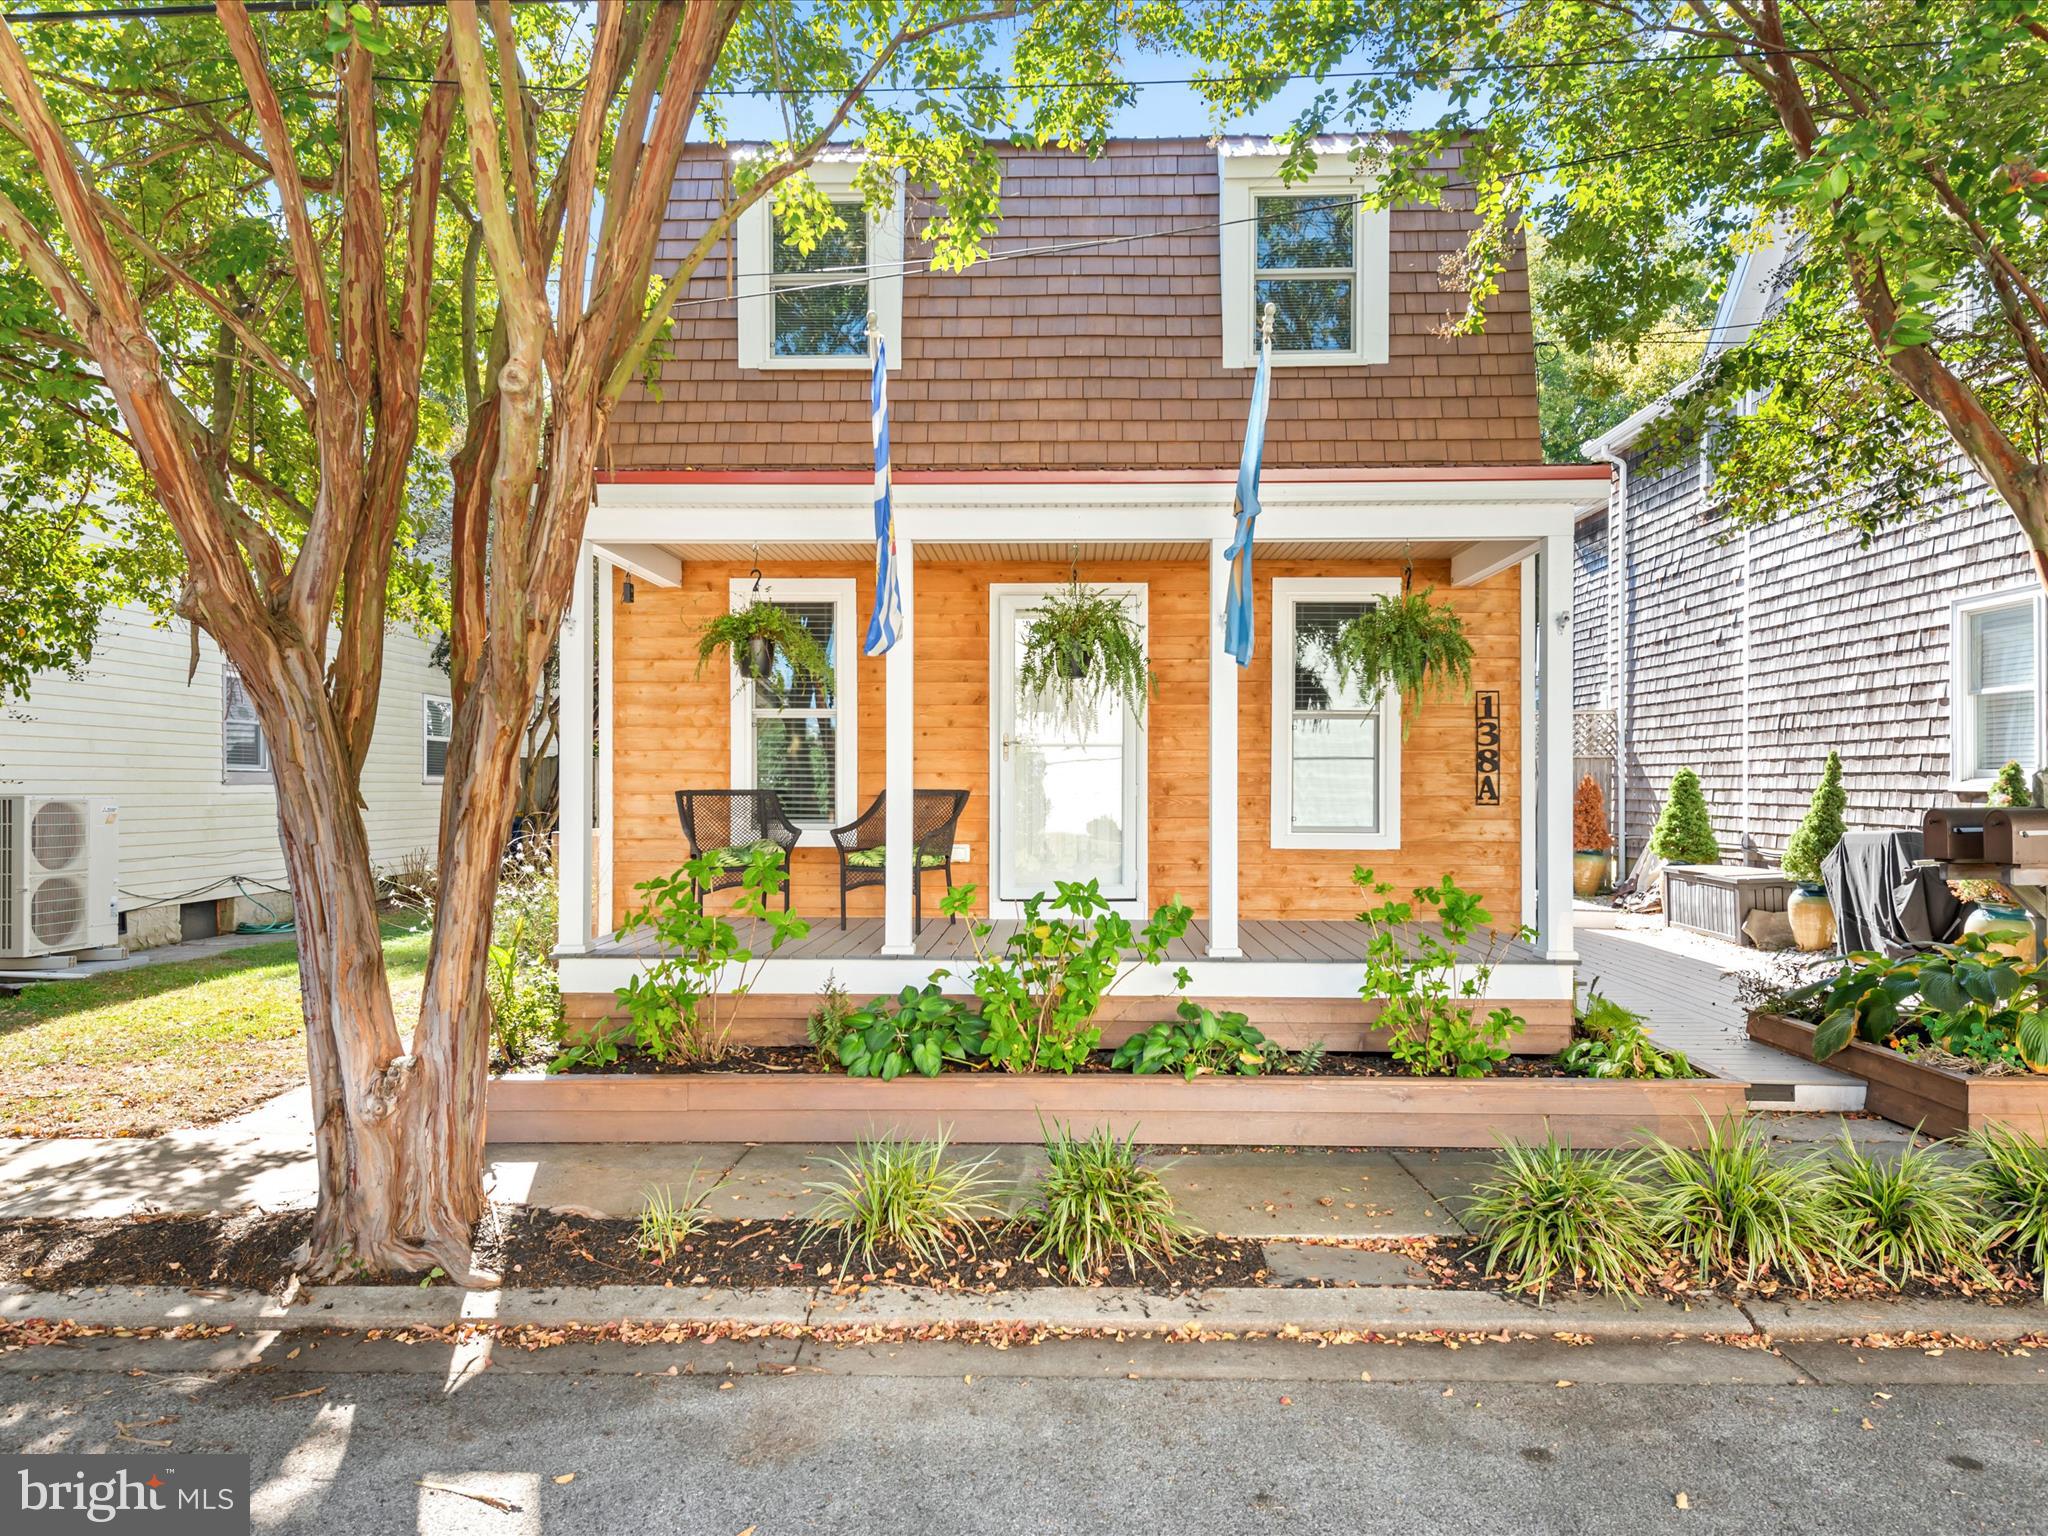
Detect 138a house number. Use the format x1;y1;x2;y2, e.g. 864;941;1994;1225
1474;690;1502;805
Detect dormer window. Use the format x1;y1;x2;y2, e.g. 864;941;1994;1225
1219;145;1390;369
736;158;903;371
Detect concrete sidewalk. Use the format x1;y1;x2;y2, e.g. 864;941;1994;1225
1;1087;1918;1235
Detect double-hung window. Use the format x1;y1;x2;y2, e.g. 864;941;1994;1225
735;157;903;371
728;578;858;838
423;696;453;781
1270;578;1402;849
1219;147;1390;369
222;664;271;783
1954;591;2044;788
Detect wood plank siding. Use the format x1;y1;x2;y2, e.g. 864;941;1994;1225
608;556;1524;930
1576;445;2034;865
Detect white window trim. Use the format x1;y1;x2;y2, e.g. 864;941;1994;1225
735;157;904;372
221;662;272;787
1270;576;1403;850
1949;585;2046;793
423;694;452;784
727;576;859;846
1219;151;1390;370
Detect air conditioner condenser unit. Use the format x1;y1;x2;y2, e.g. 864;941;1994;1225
0;796;120;963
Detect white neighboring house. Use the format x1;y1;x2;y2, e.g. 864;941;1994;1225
1;600;448;950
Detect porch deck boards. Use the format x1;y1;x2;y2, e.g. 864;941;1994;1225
587;916;1557;967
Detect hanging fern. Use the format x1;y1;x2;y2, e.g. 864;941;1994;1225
1015;580;1156;739
1326;587;1473;732
695;600;833;684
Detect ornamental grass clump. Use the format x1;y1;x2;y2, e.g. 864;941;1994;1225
1964;1124;2048;1296
805;1133;1006;1272
1022;1122;1200;1282
1648;1116;1834;1285
1467;1137;1664;1300
1781;749;1847;886
1649;767;1721;866
1819;1134;1987;1286
635;1165;724;1263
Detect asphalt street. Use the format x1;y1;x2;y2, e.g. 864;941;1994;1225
3;1332;2043;1534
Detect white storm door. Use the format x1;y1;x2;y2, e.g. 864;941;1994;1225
991;586;1146;912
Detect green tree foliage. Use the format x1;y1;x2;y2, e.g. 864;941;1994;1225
1219;1;2048;566
1650;768;1721;866
1782;749;1847;884
1990;759;2033;808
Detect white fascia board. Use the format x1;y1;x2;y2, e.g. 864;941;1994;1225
559;953;1575;1003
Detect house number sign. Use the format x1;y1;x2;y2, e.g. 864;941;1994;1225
1474;690;1502;805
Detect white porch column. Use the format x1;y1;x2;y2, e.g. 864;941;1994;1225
1207;537;1241;957
556;547;595;955
881;537;916;955
596;560;617;931
1537;532;1576;961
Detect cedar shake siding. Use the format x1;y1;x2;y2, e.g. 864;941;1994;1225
1572;506;1609;710
1580;448;2035;864
607;138;1541;471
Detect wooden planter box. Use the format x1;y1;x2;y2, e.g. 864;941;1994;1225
1747;1011;2048;1138
1663;865;1794;946
487;1067;1747;1149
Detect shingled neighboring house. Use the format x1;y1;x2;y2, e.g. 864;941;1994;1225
1574;243;2037;874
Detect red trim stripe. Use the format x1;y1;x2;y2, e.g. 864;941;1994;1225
595;464;1611;486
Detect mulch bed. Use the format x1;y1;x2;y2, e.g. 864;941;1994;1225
0;1209;1265;1296
550;1045;1628;1079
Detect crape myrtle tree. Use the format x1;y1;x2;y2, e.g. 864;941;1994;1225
0;0;1303;1277
1213;1;2048;571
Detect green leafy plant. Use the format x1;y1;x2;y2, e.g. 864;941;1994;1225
554;845;807;1070
1021;1121;1200;1282
821;977;989;1078
1782;939;2048;1069
1649;1117;1835;1285
1014;578;1156;738
805;1133;1005;1271
1353;869;1526;1077
1467;1137;1665;1300
1110;1000;1299;1080
1781;749;1847;886
636;1165;725;1263
1819;1133;1986;1286
953;882;1193;1073
1649;768;1720;865
1963;1125;2048;1296
1989;759;2033;809
1324;587;1473;732
695;599;832;684
485;837;563;1066
1560;989;1694;1079
807;974;857;1068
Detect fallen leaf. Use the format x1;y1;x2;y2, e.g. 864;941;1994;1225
1861;1418;1875;1431
737;1527;757;1536
554;1474;576;1485
271;1386;325;1403
1359;1370;1372;1381
1555;1380;1574;1389
719;1381;735;1391
1441;1388;1454;1398
1675;1493;1690;1511
418;1482;517;1514
1279;1396;1292;1406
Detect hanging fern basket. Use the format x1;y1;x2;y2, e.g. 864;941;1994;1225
744;634;776;681
1017;578;1157;740
696;600;833;688
1326;579;1473;735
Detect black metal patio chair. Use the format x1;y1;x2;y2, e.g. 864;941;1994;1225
828;788;971;930
672;789;802;912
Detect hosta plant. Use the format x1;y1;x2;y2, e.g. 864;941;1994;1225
820;977;988;1079
1560;990;1694;1079
1015;578;1155;739
1110;1000;1316;1080
1781;940;2048;1070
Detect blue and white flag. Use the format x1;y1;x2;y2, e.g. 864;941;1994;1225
1221;321;1273;667
863;337;902;656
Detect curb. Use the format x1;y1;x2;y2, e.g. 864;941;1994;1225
6;1282;2042;1343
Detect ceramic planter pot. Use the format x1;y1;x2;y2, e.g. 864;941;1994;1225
1572;851;1608;898
742;634;777;680
1786;883;1836;953
1964;902;2038;964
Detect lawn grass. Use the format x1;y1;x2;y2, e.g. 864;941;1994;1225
0;920;430;1138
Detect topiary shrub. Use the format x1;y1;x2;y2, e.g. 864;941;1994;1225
1573;773;1611;854
1649;768;1720;865
1781;749;1846;886
1990;759;2032;809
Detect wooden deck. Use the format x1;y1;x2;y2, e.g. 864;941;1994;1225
586;916;1558;967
